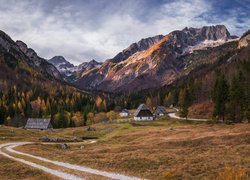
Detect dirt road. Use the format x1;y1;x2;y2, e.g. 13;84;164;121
0;142;141;180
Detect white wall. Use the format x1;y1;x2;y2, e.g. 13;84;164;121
120;112;129;117
134;116;154;121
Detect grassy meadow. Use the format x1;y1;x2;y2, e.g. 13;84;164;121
0;119;249;179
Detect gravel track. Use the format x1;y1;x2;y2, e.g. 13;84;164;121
0;142;142;180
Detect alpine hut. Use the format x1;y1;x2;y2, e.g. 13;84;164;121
154;106;167;117
120;109;129;117
25;118;53;130
134;104;154;121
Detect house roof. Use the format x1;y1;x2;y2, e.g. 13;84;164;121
134;104;153;117
25;118;52;129
121;109;129;113
154;106;167;114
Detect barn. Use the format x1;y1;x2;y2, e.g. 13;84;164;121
154;106;167;117
25;118;53;130
134;104;154;121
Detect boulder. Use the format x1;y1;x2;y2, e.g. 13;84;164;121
86;126;96;131
59;143;69;149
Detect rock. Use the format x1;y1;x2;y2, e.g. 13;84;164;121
86;126;96;131
39;136;50;142
169;127;174;131
39;136;82;142
71;137;82;142
80;145;84;149
59;143;69;149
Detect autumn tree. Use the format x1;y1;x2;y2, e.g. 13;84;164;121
164;92;174;107
146;97;153;110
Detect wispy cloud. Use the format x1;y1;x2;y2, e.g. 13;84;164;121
0;0;248;65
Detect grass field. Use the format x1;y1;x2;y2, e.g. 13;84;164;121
0;119;250;179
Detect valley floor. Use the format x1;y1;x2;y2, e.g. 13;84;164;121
0;119;249;179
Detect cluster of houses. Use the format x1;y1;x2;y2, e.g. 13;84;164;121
24;104;167;130
120;104;167;121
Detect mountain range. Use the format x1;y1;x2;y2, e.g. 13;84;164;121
72;25;238;93
1;25;250;95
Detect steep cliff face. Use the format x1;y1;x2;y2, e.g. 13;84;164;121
16;40;62;80
238;30;250;48
74;25;237;93
111;35;164;63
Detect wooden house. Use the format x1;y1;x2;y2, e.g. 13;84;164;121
25;118;53;130
134;104;154;121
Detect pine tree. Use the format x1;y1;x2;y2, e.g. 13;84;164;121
179;88;191;119
58;110;68;128
228;73;245;122
0;104;6;124
213;75;229;122
83;112;87;126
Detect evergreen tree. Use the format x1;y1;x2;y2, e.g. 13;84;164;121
0;104;6;124
213;75;229;122
228;73;245;122
58;110;68;128
83;112;87;126
179;88;191;119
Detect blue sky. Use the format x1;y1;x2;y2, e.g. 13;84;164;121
0;0;249;65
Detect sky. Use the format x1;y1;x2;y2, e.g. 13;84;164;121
0;0;249;65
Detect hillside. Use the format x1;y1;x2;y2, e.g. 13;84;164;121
0;30;96;127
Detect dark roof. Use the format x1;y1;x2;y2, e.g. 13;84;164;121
25;118;52;130
154;106;167;115
135;104;153;117
121;109;129;113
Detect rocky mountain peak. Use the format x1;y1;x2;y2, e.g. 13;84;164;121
110;34;164;63
77;59;102;71
48;56;74;68
182;25;231;41
89;59;100;65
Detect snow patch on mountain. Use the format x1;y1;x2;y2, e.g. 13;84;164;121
183;38;237;54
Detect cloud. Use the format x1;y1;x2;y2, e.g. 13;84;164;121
0;0;248;65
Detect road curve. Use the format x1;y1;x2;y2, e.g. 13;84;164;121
0;142;83;180
0;142;142;180
168;108;209;122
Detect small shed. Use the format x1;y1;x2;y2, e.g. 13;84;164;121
154;106;167;117
120;109;129;117
25;118;53;130
134;104;154;121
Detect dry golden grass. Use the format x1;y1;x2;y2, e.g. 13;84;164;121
217;166;249;180
14;122;250;179
0;155;58;180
